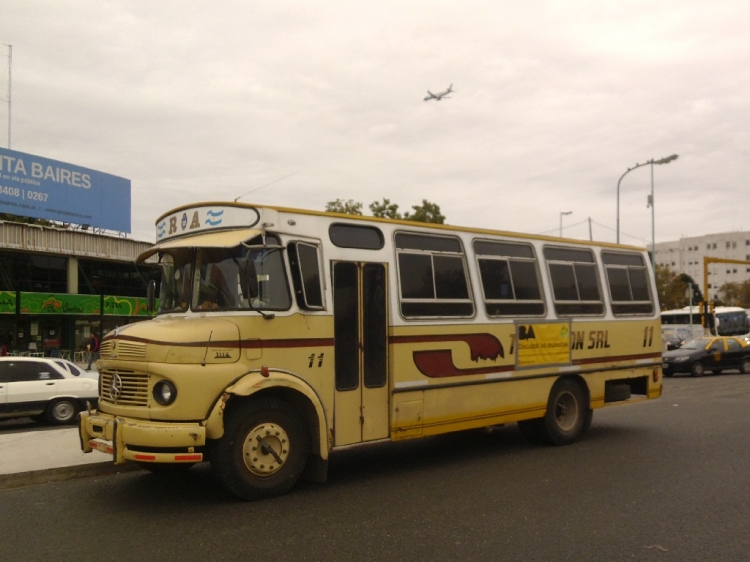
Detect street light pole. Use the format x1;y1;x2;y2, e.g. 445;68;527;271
616;154;678;245
650;162;655;269
559;211;572;237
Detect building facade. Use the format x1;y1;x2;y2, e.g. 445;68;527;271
653;231;750;301
0;219;157;358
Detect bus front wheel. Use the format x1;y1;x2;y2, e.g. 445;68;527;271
211;397;309;501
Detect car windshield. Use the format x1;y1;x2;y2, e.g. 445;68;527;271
680;338;711;350
158;234;291;314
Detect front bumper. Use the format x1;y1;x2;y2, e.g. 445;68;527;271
79;410;206;465
662;361;688;375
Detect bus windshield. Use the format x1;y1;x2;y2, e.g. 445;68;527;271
158;234;291;314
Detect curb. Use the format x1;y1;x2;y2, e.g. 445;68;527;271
0;462;141;491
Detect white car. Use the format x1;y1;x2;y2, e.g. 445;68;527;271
0;357;99;424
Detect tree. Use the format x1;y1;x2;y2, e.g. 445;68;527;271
403;200;445;224
325;199;363;215
325;198;446;224
369;198;402;219
677;273;703;303
656;265;688;310
718;281;750;308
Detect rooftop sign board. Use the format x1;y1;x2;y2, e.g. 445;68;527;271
155;204;260;242
0;147;131;232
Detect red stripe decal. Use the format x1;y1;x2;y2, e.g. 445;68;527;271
242;338;334;349
413;349;513;378
174;454;203;462
105;334;334;349
134;454;156;461
391;334;504;361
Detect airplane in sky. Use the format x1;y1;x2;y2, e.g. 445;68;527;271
424;84;454;101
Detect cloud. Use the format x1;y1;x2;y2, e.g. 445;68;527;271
0;0;748;243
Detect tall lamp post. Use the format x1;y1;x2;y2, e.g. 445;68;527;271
616;155;679;265
559;211;572;237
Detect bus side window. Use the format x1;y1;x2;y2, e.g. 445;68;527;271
473;239;545;317
288;241;325;310
543;246;604;316
395;232;474;318
601;251;654;316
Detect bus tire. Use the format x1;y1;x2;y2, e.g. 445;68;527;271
741;357;750;374
538;378;587;445
211;397;309;501
691;361;705;377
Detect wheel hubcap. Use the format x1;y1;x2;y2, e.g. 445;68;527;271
54;402;74;421
242;422;290;476
555;391;579;431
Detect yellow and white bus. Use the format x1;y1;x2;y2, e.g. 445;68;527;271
80;202;662;499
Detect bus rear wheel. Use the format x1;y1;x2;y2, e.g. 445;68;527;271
520;378;587;446
211;397;309;501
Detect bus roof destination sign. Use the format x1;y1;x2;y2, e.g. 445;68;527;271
0;147;131;233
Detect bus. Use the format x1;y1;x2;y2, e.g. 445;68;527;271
79;202;663;500
660;306;750;342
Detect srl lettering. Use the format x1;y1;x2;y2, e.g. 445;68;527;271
587;330;611;349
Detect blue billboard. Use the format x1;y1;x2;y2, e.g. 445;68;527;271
0;147;131;233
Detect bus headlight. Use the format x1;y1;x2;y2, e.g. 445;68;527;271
153;380;177;405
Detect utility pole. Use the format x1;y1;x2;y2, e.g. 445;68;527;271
7;44;10;149
2;44;10;148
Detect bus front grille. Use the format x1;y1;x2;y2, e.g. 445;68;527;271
100;369;149;406
100;340;146;360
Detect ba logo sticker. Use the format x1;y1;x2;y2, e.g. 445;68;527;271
518;325;536;340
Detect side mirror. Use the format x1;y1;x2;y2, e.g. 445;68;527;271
147;280;156;314
239;259;258;300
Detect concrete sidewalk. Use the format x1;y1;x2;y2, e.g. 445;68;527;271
0;426;139;491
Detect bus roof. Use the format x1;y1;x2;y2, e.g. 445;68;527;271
154;201;648;252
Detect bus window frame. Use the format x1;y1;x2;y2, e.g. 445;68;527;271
543;245;605;317
472;238;546;318
288;240;326;311
394;231;475;320
601;250;654;316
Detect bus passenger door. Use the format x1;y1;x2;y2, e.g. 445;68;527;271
333;261;389;447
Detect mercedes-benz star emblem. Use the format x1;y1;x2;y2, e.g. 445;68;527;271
109;373;123;401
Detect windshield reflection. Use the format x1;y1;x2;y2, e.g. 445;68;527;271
680;338;711;350
157;235;290;314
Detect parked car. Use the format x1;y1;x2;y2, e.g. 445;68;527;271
662;336;750;377
0;357;99;424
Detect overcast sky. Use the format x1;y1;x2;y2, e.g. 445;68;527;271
1;1;748;246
